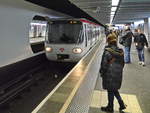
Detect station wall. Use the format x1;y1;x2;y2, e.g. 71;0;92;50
0;0;69;67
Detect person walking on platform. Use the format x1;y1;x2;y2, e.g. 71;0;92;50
121;28;133;63
133;29;149;66
99;34;126;112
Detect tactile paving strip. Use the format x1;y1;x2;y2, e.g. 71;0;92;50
65;41;105;113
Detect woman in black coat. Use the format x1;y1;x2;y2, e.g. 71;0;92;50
100;34;126;112
133;29;149;66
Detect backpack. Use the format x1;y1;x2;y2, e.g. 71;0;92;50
105;47;124;74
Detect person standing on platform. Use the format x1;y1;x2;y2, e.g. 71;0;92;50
99;34;126;112
133;29;149;66
105;28;110;37
106;30;117;44
121;28;133;63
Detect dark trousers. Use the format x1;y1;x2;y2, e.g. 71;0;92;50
124;46;131;63
137;48;145;62
107;90;123;107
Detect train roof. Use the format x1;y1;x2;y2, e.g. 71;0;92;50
45;17;102;26
32;15;104;27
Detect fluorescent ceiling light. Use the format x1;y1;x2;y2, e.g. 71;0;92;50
110;16;114;22
112;0;120;6
111;7;117;12
110;18;113;23
30;23;47;26
110;0;120;23
134;20;144;25
111;15;114;17
111;16;114;18
111;12;115;15
115;24;125;27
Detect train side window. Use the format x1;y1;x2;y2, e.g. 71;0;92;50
78;25;84;44
84;24;88;47
29;15;47;53
87;25;92;41
87;25;89;40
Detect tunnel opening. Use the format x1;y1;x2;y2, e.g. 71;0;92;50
29;15;47;53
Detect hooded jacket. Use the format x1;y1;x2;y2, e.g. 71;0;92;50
100;45;125;91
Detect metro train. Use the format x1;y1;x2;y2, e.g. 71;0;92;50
45;18;105;62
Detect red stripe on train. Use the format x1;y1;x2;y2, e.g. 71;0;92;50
80;19;99;26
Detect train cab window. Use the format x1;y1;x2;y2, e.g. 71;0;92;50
29;16;47;53
46;22;83;44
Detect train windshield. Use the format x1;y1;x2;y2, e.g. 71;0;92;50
46;23;83;44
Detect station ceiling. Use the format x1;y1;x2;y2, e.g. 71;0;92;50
113;0;150;24
26;0;150;25
25;0;105;26
69;0;112;25
71;0;150;24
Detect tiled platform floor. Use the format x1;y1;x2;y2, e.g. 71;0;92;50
93;45;150;113
89;90;142;113
32;42;150;113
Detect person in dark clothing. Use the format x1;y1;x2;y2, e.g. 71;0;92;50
100;34;126;112
105;28;110;37
121;28;133;63
133;29;149;66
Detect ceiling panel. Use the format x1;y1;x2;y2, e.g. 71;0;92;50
113;0;150;24
27;0;150;25
69;0;112;24
26;0;104;26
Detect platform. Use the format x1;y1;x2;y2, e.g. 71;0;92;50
32;40;150;113
90;44;150;113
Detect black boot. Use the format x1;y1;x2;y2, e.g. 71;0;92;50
101;106;114;112
119;100;127;111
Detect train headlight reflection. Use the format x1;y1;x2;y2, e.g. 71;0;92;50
72;48;82;54
45;47;52;52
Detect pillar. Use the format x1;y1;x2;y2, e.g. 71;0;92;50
144;18;150;42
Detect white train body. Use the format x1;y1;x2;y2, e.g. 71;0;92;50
45;18;104;62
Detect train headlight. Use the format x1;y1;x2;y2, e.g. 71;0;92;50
72;48;82;54
45;47;52;52
135;43;138;46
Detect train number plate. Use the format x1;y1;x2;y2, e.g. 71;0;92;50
57;54;69;60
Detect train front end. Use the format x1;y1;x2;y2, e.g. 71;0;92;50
45;19;85;62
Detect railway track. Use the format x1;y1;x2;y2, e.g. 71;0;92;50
0;61;76;113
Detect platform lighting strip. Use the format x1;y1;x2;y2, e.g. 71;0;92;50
30;23;47;26
110;0;120;24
